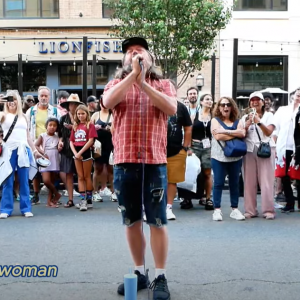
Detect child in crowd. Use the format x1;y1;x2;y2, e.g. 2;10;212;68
35;118;61;208
70;105;97;211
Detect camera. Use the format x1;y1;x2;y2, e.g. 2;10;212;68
0;95;14;102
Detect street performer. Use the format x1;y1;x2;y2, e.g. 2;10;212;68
102;37;176;300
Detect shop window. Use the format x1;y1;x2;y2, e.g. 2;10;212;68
0;0;59;18
59;64;109;86
237;56;284;91
0;63;46;92
102;2;114;18
234;0;287;11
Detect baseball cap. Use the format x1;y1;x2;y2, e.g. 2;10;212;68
122;37;149;53
87;96;97;104
249;91;264;101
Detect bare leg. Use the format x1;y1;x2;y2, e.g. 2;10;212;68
203;168;212;199
107;164;114;192
99;164;108;191
167;183;177;205
126;221;146;266
93;162;104;192
150;226;168;269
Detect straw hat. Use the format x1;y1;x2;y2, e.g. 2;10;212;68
60;93;84;109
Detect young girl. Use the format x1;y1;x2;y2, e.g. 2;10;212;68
35;118;61;208
70;105;97;211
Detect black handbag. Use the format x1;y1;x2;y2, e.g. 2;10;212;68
255;125;271;158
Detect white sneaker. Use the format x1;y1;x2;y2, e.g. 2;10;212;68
212;209;223;221
166;207;176;220
99;187;112;197
111;192;118;202
92;192;103;202
230;209;245;221
24;212;34;218
0;213;9;219
40;185;49;195
79;200;88;211
75;200;85;209
64;190;80;197
274;202;284;209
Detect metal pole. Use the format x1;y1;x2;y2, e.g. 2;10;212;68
18;54;23;97
92;54;97;97
232;38;238;100
283;56;289;106
82;36;88;103
211;53;216;100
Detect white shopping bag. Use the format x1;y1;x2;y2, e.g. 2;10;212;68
177;154;201;193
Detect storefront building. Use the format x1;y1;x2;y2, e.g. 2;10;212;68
219;0;297;108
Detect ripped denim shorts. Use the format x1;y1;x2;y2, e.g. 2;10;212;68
113;163;167;227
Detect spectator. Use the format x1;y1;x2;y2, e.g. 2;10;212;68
242;92;276;219
210;97;246;221
57;91;70;116
0;90;42;219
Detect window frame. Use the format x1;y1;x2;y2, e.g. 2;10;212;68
0;0;59;19
233;0;288;11
102;1;113;19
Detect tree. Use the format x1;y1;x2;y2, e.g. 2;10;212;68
105;0;232;87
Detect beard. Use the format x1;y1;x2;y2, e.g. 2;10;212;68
189;99;197;104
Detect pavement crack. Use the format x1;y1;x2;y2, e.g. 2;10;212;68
1;278;300;287
172;278;300;286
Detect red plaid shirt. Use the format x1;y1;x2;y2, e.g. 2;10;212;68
103;78;176;164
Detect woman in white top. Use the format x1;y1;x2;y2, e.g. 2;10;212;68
242;92;276;219
0;90;42;219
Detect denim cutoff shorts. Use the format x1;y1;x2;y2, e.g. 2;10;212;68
113;163;167;227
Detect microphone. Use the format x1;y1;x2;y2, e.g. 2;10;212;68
138;58;143;70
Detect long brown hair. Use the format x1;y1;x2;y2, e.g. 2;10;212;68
213;97;240;122
73;105;91;130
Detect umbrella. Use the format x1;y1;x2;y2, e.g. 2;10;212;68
259;88;289;94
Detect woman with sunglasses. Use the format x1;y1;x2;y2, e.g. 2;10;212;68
210;97;246;221
22;95;35;113
242;92;276;219
0;90;42;219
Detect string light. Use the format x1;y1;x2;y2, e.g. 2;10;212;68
3;58;6;66
280;60;283;65
49;57;52;66
25;56;28;63
73;57;76;71
256;62;258;67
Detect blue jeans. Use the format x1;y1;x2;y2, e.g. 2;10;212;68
113;163;167;227
211;158;242;209
1;149;31;215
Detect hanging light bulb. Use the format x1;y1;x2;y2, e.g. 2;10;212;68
73;58;76;71
26;56;28;63
49;58;52;66
3;59;6;66
280;60;282;66
256;62;258;67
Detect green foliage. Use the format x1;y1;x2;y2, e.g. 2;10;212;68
105;0;232;87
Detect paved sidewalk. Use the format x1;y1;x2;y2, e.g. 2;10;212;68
1;192;300;300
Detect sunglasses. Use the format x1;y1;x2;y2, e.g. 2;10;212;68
27;99;34;103
219;103;232;108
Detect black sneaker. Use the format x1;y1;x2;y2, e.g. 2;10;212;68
150;274;170;300
31;195;40;205
205;199;214;211
117;269;149;295
180;199;193;209
281;206;295;213
87;199;93;209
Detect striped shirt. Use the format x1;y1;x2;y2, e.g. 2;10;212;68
103;78;177;164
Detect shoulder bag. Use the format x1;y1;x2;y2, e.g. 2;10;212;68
215;118;247;158
255;125;271;158
0;115;18;156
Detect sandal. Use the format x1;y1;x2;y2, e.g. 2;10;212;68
205;199;214;211
64;200;75;208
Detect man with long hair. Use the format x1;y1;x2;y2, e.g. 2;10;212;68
102;37;176;300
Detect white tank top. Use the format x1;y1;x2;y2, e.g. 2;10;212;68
2;113;28;146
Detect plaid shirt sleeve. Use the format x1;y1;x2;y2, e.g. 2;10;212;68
103;79;122;94
161;79;177;99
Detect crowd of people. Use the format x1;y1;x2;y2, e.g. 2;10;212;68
1;36;300;300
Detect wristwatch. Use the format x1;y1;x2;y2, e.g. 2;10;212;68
182;146;190;151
